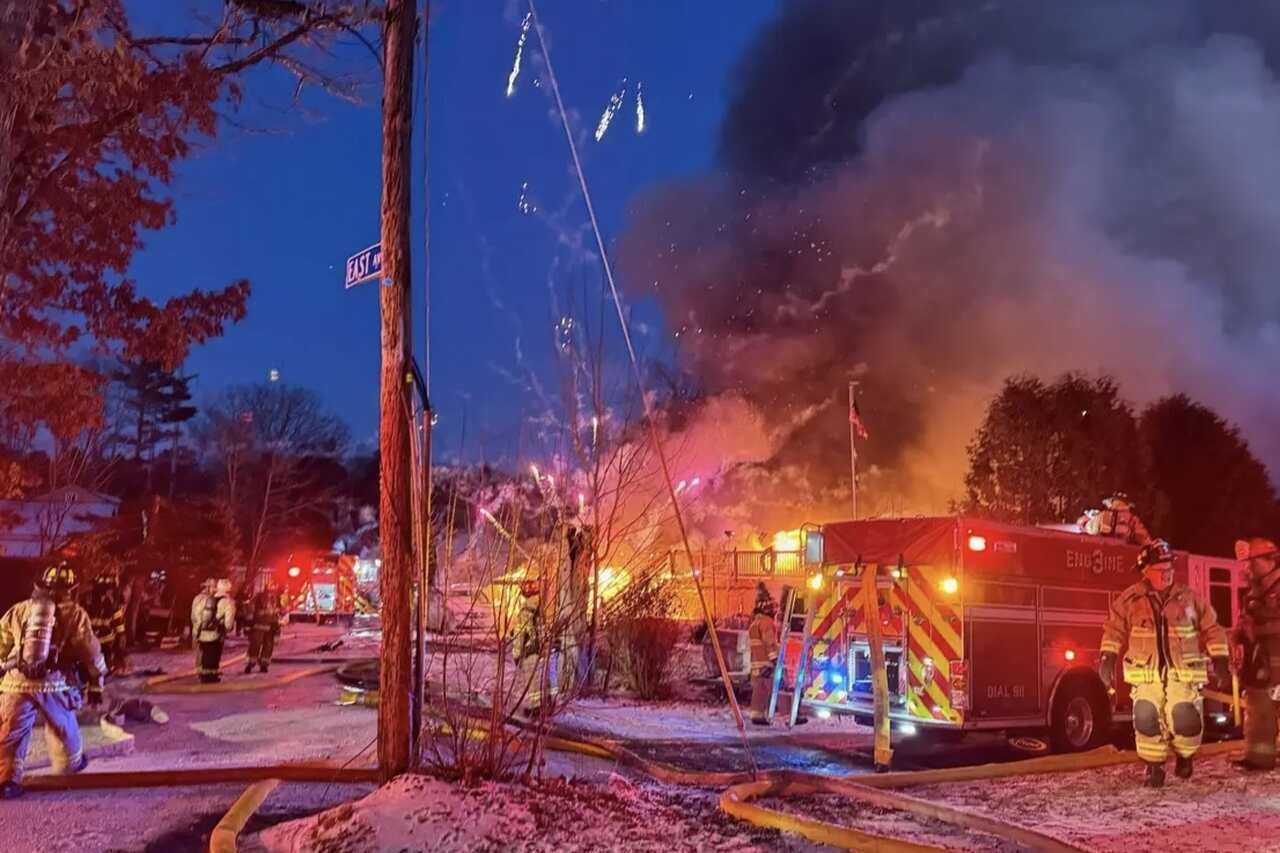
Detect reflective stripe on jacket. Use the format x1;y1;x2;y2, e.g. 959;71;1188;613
748;613;779;677
1101;580;1228;684
0;600;107;694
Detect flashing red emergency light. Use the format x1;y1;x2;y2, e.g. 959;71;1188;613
1064;649;1076;662
967;535;987;552
288;566;301;578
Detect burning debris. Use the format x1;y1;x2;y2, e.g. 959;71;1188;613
617;0;1280;517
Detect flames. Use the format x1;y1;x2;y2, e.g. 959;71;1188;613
772;528;803;552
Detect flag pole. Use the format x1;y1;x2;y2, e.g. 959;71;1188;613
848;381;859;519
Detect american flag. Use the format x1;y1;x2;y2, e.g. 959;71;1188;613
849;397;869;440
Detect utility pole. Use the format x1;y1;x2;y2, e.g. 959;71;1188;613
378;0;416;782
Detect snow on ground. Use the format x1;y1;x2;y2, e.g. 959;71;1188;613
908;752;1280;852
760;793;1019;852
254;773;823;853
0;781;374;853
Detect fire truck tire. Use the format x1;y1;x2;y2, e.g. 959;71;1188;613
1049;678;1111;753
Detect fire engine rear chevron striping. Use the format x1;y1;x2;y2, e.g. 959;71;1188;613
901;565;964;724
804;585;856;704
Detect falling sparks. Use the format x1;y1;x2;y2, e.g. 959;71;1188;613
578;492;586;515
594;79;628;142
505;12;532;98
556;315;574;351
530;464;540;481
635;81;646;133
517;181;535;214
591;415;599;447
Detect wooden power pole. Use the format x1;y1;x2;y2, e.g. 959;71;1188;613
378;0;416;782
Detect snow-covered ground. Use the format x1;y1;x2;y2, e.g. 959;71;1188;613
253;773;822;853
906;751;1280;852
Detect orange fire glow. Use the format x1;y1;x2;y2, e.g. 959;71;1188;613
772;529;803;552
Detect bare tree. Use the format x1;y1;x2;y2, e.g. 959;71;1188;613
32;422;117;554
196;383;349;584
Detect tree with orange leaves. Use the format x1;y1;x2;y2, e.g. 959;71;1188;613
0;0;378;492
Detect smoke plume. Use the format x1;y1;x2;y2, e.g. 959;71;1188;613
618;0;1280;521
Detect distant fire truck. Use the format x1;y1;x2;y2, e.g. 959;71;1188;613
792;517;1246;752
274;551;358;624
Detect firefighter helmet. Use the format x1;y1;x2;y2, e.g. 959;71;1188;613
1136;539;1174;571
753;582;777;616
36;562;78;592
1236;537;1279;562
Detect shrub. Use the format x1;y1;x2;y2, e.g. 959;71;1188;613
611;616;684;700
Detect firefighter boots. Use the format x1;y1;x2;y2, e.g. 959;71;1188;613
1175;755;1193;779
244;662;254;675
1144;762;1166;788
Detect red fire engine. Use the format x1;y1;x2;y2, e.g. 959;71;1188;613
273;551;358;624
793;517;1246;752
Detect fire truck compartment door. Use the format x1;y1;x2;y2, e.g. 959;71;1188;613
311;582;338;612
968;618;1040;718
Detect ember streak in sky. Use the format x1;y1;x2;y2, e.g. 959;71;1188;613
506;11;532;98
618;0;1280;516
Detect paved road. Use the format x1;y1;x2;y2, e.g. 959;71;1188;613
0;624;377;853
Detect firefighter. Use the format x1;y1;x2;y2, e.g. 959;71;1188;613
749;583;779;725
1232;536;1280;771
244;584;282;674
193;578;235;683
513;578;550;710
84;575;127;674
514;579;542;665
1100;539;1230;787
0;564;106;800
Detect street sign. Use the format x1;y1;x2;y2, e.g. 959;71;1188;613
345;242;383;289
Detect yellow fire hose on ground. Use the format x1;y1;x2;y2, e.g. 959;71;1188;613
201;726;1249;853
209;779;280;853
145;665;337;695
24;762;379;791
143;654;248;688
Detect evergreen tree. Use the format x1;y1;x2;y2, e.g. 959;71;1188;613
964;374;1145;525
1140;395;1279;554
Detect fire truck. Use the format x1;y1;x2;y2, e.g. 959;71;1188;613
274;551;359;624
793;517;1246;752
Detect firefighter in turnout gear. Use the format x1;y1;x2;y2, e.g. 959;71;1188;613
84;575;127;674
1100;540;1230;787
749;584;780;725
192;579;235;683
0;564;106;799
1232;536;1280;771
244;584;282;674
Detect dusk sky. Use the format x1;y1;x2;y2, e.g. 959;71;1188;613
126;1;780;460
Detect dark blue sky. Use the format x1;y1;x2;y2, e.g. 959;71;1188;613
128;1;779;459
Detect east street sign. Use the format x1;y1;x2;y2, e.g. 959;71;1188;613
345;242;383;289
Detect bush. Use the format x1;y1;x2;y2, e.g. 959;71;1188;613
611;616;684;700
605;571;681;699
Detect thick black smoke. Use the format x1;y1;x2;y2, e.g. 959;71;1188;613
619;0;1280;517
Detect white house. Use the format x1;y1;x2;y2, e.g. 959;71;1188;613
0;486;121;557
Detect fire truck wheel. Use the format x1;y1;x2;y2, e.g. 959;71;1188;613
1050;679;1111;753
